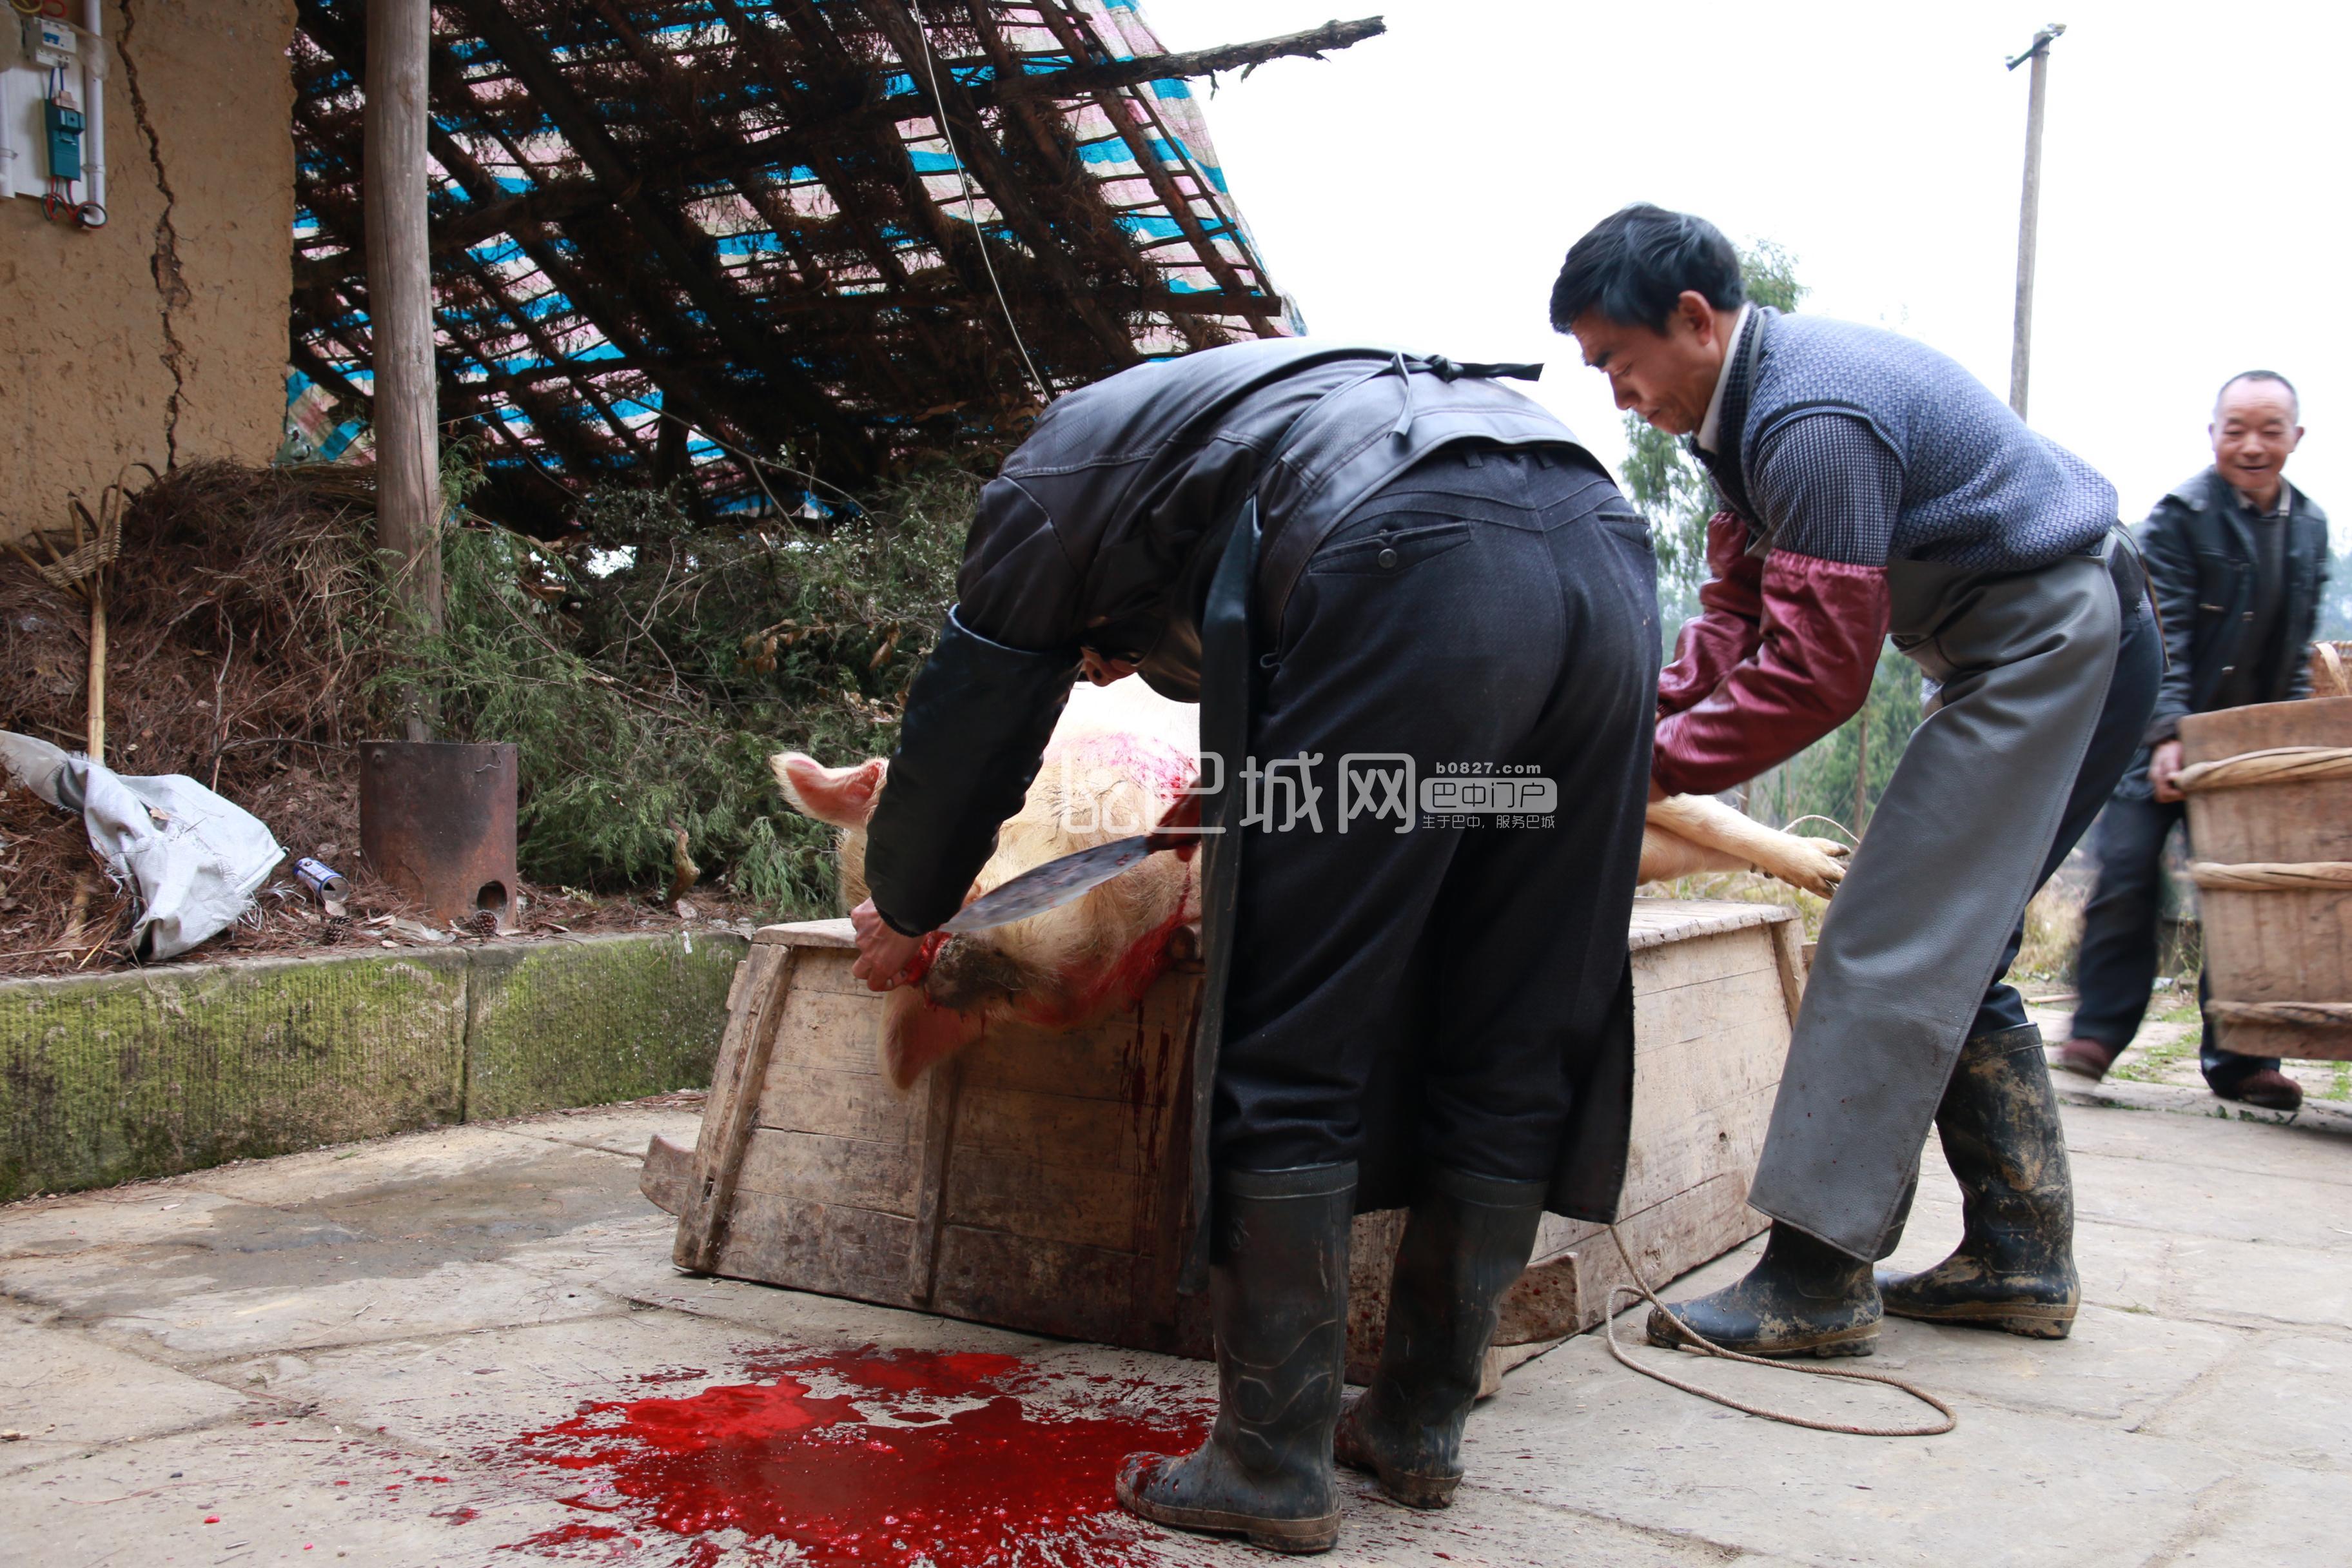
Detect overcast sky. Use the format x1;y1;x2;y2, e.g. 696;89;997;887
1151;1;2349;541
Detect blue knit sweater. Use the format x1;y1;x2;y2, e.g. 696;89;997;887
1707;308;2117;571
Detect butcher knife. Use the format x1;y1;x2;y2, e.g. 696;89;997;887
939;794;1202;935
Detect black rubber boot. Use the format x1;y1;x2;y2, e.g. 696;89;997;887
1647;1221;1880;1358
1879;1023;2081;1338
1117;1164;1353;1554
1333;1168;1545;1509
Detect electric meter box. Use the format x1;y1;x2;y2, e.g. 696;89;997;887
43;96;80;181
6;9;102;205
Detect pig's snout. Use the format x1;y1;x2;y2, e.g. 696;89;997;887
921;937;1035;1014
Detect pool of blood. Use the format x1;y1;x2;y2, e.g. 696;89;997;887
495;1346;1210;1565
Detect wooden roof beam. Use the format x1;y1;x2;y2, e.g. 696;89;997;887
1017;2;1279;338
448;0;882;483
756;0;1051;402
865;0;1141;371
958;4;1217;355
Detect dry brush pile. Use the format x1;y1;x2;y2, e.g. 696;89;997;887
0;458;974;975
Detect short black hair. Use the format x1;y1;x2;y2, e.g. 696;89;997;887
1551;204;1744;334
2216;369;2299;420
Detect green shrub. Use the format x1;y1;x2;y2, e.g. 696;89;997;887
388;467;975;916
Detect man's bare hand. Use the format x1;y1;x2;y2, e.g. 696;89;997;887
2150;738;2186;803
850;899;930;991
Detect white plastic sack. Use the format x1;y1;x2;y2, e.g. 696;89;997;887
0;732;285;961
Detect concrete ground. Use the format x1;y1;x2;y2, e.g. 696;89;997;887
2026;993;2352;1134
3;1079;2346;1567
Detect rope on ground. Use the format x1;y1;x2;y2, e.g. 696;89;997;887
2188;859;2352;892
2172;745;2352;794
1601;1226;1955;1438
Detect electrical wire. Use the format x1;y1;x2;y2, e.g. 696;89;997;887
905;0;1052;407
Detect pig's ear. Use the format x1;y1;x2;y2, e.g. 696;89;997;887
772;754;887;827
881;991;986;1091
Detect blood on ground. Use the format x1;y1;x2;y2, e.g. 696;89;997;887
491;1344;1212;1566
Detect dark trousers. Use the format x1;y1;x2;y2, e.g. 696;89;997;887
2072;789;2278;1090
1968;592;2164;1043
1212;449;1659;1207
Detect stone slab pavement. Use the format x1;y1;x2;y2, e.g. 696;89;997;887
1;1084;2344;1568
2024;995;2352;1137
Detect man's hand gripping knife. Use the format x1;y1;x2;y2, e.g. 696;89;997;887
845;606;1079;990
848;700;1204;992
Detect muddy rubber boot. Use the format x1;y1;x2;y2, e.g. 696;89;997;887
1647;1221;1880;1358
1334;1168;1546;1509
1879;1023;2081;1338
1116;1164;1353;1554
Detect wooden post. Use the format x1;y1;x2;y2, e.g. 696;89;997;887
85;579;105;763
364;0;442;741
2006;24;2066;420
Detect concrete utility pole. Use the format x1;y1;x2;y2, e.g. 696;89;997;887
364;0;442;740
2005;23;2066;420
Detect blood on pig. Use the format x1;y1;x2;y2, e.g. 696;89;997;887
774;680;1202;1089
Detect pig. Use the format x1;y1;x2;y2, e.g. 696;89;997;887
774;681;1848;1090
774;678;1203;1090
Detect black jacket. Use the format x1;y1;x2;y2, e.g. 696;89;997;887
865;339;1592;932
2135;466;2329;758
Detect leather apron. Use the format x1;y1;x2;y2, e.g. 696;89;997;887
1177;357;1571;1291
1182;502;1260;1291
1745;545;2124;1260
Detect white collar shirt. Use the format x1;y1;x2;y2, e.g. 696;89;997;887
1694;303;1754;456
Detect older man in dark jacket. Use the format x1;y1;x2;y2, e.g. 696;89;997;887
2057;372;2330;1110
845;338;1660;1552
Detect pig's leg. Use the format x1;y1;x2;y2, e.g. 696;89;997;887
1636;823;1749;883
1641;794;1850;896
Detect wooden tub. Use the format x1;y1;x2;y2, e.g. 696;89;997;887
2179;696;2352;1062
643;899;1805;1372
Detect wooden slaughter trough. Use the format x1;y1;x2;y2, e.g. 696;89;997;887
643;899;1806;1372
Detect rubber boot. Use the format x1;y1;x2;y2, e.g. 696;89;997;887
1116;1164;1353;1554
1647;1221;1880;1358
1334;1168;1545;1508
1879;1023;2081;1338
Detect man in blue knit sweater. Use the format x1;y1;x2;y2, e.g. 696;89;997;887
1556;205;2161;1358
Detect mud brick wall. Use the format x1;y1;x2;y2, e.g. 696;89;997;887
0;931;745;1199
1;0;299;541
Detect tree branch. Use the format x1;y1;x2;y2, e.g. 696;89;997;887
1003;16;1387;99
